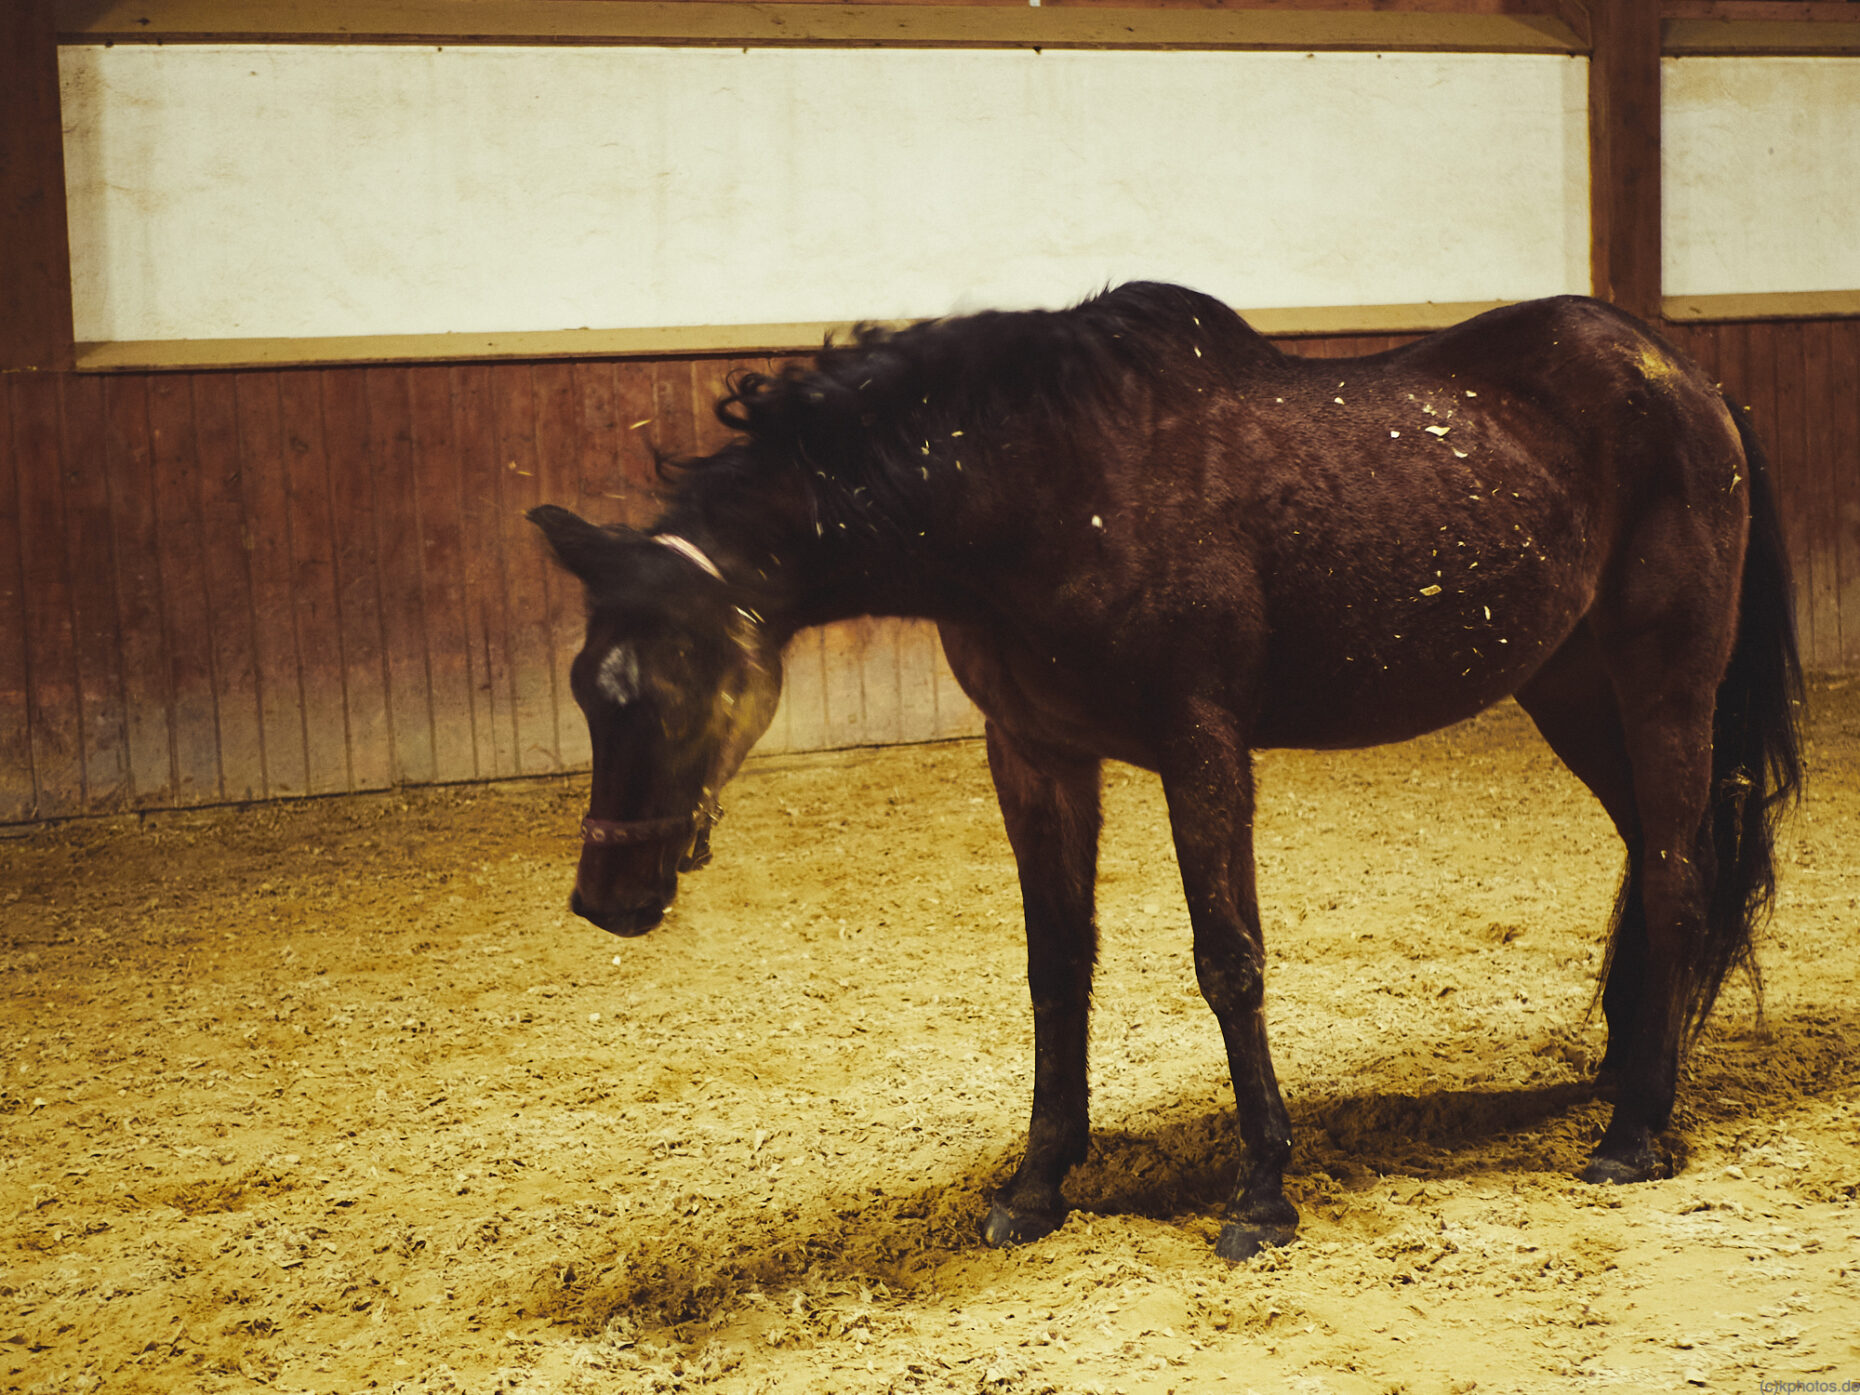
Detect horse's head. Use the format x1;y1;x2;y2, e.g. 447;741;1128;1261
530;506;782;936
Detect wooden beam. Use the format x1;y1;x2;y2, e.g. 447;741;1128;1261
1663;1;1860;22
1665;291;1860;324
1663;2;1860;54
1664;15;1860;55
69;303;1523;371
1589;0;1661;321
1551;0;1591;49
1;0;75;374
56;0;1584;51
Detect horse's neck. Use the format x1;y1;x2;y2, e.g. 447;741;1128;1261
668;463;944;633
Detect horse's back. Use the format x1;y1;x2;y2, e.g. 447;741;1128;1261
1236;298;1748;749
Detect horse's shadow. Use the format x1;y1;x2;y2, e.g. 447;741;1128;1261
1070;1075;1607;1224
541;1004;1859;1336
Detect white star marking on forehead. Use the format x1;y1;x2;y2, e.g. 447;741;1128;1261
596;644;640;705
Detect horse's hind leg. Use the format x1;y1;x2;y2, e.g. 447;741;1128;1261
980;723;1102;1247
1580;601;1736;1183
1514;625;1647;1079
1160;707;1298;1261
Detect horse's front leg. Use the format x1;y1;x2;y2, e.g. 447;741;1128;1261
1161;712;1299;1261
980;722;1102;1247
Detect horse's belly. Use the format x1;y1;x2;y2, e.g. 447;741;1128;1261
1253;655;1538;749
1252;571;1588;750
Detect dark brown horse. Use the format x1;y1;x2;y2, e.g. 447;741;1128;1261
531;282;1801;1262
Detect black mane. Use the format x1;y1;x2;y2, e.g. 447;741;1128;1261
658;282;1275;547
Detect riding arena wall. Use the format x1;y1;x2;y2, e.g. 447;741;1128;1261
5;6;1860;822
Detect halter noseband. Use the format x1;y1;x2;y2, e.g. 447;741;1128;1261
576;535;726;855
651;533;725;582
580;813;697;847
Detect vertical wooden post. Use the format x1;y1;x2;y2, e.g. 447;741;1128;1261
1;0;74;373
1589;0;1663;322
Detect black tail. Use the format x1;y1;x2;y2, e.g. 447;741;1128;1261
1687;394;1805;1042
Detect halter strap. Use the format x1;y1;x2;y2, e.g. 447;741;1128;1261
652;533;725;582
581;813;696;846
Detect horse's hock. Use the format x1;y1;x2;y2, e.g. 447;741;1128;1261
4;685;1858;1391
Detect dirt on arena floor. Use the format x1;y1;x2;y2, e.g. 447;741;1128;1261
5;681;1859;1395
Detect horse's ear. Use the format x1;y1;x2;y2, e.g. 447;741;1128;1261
529;505;631;583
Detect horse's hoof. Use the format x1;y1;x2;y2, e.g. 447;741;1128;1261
1215;1221;1298;1263
981;1200;1066;1248
1580;1145;1672;1185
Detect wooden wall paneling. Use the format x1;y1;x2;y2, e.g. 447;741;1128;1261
1725;324;1774;616
0;384;36;821
231;371;310;798
860;617;905;745
451;363;520;778
12;376;83;817
1752;324;1815;666
146;373;228;803
611;360;662;529
1281;335;1356;360
932;635;980;741
318;369;394;790
757;678;794;756
25;322;1860;825
535;359;593;771
101;375;176;805
649;361;698;465
690;360;724;453
896;617;943;741
1716;321;1748;405
1832;322;1860;669
1698;317;1826;660
364;366;439;786
1799;320;1841;668
777;628;829;754
276;370;355;794
492;364;565;773
406;364;481;784
1667;320;1713;385
568;359;621;520
822;620;867;744
189;373;266;801
1769;326;1819;664
54;372;129;808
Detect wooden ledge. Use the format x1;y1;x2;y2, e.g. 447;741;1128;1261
72;303;1527;371
1663;1;1860;54
56;0;1584;51
74;325;859;371
1665;21;1860;55
1663;290;1860;322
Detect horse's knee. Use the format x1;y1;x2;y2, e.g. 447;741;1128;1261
1193;942;1264;1014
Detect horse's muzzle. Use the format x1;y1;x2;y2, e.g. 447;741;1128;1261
569;887;666;937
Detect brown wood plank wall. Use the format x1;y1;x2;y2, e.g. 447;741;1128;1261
5;319;1858;821
1668;319;1860;671
0;352;992;822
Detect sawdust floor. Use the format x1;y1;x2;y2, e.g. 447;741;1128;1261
5;685;1860;1395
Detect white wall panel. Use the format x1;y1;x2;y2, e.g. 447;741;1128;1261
1664;57;1860;298
59;45;1590;343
